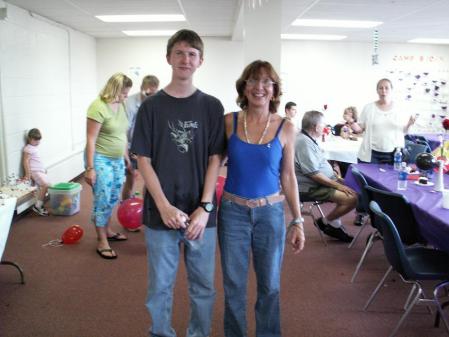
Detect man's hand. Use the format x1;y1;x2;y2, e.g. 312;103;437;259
185;207;210;240
159;204;190;229
336;183;356;197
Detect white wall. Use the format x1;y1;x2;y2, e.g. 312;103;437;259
281;40;449;130
0;3;96;182
96;37;244;113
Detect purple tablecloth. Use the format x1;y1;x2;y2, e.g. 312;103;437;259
410;133;449;151
345;163;449;252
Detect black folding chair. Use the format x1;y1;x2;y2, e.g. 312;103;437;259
365;201;449;337
299;193;327;246
350;167;379;283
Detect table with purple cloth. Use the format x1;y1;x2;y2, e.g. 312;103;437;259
345;163;449;252
410;133;449;151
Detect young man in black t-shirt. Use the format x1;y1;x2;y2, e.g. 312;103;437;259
132;29;225;337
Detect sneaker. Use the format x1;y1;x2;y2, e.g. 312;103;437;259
323;225;354;243
32;206;49;216
315;217;327;231
354;213;365;227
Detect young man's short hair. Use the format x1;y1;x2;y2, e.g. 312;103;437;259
166;29;204;58
285;101;297;111
141;75;159;88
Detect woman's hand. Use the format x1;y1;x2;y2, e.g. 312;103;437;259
287;225;305;254
84;168;96;187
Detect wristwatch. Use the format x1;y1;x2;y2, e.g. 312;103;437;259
199;202;215;213
289;217;305;226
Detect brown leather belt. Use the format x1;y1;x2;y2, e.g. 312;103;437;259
222;191;285;208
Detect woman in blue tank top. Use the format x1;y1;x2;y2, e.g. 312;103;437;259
218;60;305;337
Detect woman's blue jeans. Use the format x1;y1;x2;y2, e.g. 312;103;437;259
144;226;217;337
218;198;285;337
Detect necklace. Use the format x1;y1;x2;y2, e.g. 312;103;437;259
243;110;271;144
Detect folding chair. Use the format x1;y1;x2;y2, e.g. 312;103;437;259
365;201;449;337
299;193;327;246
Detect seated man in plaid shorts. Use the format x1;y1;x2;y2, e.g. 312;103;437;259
295;110;357;243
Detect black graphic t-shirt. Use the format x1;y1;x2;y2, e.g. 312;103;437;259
131;89;225;229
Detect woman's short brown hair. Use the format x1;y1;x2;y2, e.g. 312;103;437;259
236;60;282;114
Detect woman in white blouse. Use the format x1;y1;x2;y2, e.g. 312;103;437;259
357;78;416;163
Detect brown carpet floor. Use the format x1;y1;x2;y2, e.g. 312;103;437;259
0;176;447;337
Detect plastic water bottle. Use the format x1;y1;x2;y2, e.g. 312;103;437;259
397;162;408;190
393;147;402;171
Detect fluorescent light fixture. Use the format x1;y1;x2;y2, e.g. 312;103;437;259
96;14;185;22
292;19;382;28
123;30;177;36
408;38;449;45
281;34;347;41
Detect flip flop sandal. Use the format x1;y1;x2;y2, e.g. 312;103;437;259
107;233;128;241
96;248;117;259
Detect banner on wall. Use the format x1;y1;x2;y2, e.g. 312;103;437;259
385;53;449;133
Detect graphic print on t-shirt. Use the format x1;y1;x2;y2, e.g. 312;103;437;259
168;120;198;153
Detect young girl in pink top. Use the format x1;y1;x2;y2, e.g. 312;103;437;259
23;128;50;216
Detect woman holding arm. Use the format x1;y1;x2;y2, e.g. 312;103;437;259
85;73;132;259
357;78;416;164
342;106;363;135
218;60;305;337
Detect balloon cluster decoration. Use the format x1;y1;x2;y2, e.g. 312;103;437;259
117;197;144;230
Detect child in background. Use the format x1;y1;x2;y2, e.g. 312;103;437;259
23;128;50;216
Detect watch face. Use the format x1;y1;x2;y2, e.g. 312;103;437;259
202;202;214;212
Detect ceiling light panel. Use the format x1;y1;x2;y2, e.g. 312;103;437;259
122;30;177;36
292;19;382;28
408;38;449;45
96;14;185;22
281;34;347;41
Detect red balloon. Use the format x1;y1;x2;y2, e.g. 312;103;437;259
216;176;226;207
61;225;84;244
117;197;143;229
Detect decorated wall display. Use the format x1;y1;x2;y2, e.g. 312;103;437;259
386;54;449;133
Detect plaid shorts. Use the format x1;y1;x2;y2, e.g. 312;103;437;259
301;185;336;202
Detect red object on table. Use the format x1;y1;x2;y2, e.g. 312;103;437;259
216;176;226;207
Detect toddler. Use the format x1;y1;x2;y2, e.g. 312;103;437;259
23;128;50;216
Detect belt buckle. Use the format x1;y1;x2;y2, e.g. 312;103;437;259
246;199;259;208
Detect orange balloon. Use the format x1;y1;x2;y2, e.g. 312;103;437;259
61;225;84;244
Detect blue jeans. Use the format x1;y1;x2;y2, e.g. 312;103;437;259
144;227;217;337
218;199;285;337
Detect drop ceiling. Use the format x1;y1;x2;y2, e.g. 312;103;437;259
3;0;449;43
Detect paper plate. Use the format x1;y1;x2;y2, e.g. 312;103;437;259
414;181;435;187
